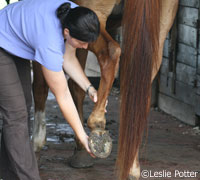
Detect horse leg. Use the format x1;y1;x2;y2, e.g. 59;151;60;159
32;61;49;152
128;152;140;180
127;1;179;179
88;27;121;144
68;49;95;168
69;25;120;166
152;0;179;80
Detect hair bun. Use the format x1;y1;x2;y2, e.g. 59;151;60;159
57;3;71;20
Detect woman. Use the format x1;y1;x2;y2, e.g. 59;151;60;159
0;0;100;179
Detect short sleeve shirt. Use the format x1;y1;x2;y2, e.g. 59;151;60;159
0;0;78;72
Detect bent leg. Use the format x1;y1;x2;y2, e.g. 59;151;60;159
0;48;40;180
88;27;121;130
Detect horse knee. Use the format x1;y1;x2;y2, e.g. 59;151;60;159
32;111;46;152
108;41;121;61
108;41;121;75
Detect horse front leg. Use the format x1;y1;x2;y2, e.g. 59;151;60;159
88;27;121;154
69;27;121;167
32;61;49;152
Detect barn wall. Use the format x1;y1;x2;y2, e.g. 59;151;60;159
158;0;200;125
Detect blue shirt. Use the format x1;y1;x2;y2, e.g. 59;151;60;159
0;0;78;72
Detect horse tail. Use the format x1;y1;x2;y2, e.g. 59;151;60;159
116;0;161;179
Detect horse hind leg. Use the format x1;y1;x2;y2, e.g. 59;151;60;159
32;62;49;152
128;152;140;180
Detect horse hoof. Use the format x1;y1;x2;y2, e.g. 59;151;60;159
88;129;112;158
69;149;94;168
33;142;45;153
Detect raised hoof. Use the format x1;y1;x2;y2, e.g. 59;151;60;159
88;129;112;158
69;149;94;168
128;175;138;180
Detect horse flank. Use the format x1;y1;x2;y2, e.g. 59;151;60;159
117;0;161;179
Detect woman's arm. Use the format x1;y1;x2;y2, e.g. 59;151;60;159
63;43;97;102
41;66;94;156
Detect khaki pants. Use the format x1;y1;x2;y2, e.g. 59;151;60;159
0;48;40;180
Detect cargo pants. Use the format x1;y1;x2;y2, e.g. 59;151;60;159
0;48;40;180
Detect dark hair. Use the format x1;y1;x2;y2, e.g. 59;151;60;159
57;3;100;42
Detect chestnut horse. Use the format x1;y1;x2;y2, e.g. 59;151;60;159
32;0;179;179
32;0;121;165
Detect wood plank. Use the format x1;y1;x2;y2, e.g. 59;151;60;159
160;59;196;86
178;6;198;27
197;55;200;74
159;74;196;106
151;76;159;106
160;57;169;75
196;75;200;95
178;24;197;48
194;94;200;116
177;43;197;67
158;93;197;125
176;62;196;85
179;0;199;8
163;39;169;58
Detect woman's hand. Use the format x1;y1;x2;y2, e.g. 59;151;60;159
87;85;97;103
87;85;108;112
79;134;96;158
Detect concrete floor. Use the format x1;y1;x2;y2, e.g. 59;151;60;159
0;88;200;180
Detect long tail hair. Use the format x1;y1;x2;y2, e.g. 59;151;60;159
117;0;161;179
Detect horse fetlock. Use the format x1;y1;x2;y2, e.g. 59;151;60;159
33;135;46;152
33;111;46;152
33;124;46;152
87;112;106;130
129;161;141;180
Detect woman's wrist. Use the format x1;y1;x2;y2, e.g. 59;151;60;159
86;84;93;95
77;129;88;141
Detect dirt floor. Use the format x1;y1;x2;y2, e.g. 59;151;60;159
0;87;200;180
